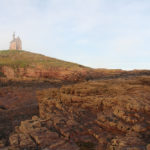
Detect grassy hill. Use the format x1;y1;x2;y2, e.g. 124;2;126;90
0;50;94;81
0;50;87;70
1;50;150;82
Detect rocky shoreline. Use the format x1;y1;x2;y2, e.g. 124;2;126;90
3;76;150;150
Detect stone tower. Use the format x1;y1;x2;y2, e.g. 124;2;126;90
9;32;22;50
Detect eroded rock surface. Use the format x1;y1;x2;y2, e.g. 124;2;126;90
9;116;79;150
8;76;150;149
0;79;62;148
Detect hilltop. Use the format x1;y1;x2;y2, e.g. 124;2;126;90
0;50;86;69
0;50;93;81
0;50;130;82
1;50;150;82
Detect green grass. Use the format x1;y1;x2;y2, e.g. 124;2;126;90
0;50;87;69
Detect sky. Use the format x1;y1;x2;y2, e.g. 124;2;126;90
0;0;150;70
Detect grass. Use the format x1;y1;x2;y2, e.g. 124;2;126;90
0;50;87;69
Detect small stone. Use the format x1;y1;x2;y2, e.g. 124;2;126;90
32;115;39;121
0;139;6;148
147;144;150;150
9;134;19;146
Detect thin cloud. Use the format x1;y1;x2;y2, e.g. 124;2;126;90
0;0;150;69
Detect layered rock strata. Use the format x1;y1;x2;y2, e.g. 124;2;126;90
8;76;150;149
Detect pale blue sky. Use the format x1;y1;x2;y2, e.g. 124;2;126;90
0;0;150;70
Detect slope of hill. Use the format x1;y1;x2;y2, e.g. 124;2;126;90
0;50;86;69
0;50;93;81
1;50;150;82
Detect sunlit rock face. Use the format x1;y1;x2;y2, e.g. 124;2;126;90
7;76;150;150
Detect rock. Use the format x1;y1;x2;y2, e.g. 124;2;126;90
8;77;150;149
32;115;39;121
147;144;150;150
0;139;6;148
19;133;36;149
19;119;41;134
2;66;15;79
31;130;59;148
9;134;19;146
48;140;79;150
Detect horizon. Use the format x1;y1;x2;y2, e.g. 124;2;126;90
0;0;150;70
1;49;149;72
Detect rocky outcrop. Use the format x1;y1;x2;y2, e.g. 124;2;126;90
1;65;150;83
7;76;150;150
0;66;94;81
1;66;15;79
0;89;38;148
9;116;79;150
0;79;62;148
